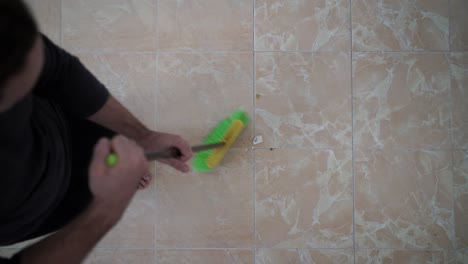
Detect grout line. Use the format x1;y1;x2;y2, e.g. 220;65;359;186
255;50;450;53
95;247;156;250
253;1;257;262
354;248;458;252
252;146;351;149
448;2;456;247
449;0;454;151
253;148;257;258
349;0;353;53
449;0;452;52
69;50;460;55
2;246;459;251
249;147;468;151
350;50;451;53
338;147;468;151
254;247;355;250
155;0;159;52
450;145;457;250
156;50;255;54
349;0;356;263
253;0;256;54
354;248;459;251
350;50;451;54
68;50;462;55
72;50;158;55
255;50;351;53
97;247;460;252
154;247;254;250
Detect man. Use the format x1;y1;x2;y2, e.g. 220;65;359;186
0;0;193;263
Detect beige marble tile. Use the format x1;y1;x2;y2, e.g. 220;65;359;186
255;0;350;51
353;53;451;149
63;0;156;51
451;53;468;149
157;53;253;147
255;149;353;248
158;0;253;51
157;250;253;264
84;249;154;264
78;53;157;130
453;150;468;248
454;249;468;263
156;149;253;248
256;249;354;264
450;0;468;51
255;52;351;149
352;0;449;51
355;150;454;249
97;184;155;247
25;0;61;44
355;249;455;264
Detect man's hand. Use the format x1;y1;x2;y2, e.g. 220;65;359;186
87;96;193;173
138;131;193;173
17;135;149;264
89;135;149;220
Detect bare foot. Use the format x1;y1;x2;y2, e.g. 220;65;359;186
138;173;152;190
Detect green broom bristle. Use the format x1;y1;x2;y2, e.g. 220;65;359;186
192;110;249;172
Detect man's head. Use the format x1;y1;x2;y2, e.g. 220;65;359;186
0;0;43;113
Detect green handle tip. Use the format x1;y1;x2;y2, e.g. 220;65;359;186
106;153;118;167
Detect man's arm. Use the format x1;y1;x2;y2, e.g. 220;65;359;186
88;96;193;172
34;35;150;142
88;96;151;143
34;35;193;171
17;202;115;264
7;136;149;264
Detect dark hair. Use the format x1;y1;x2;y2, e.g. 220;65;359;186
0;0;38;88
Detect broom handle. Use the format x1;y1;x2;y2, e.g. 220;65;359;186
145;142;225;160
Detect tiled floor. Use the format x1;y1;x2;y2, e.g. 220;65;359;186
1;0;467;263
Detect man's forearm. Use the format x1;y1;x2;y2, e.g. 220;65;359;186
88;96;151;142
17;202;117;264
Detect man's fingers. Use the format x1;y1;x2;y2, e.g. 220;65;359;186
111;135;133;157
138;174;152;190
174;140;193;162
112;136;147;161
144;170;152;180
142;170;152;181
90;138;111;174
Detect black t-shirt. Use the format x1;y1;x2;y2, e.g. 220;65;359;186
0;35;109;247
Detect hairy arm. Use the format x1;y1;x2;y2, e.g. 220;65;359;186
16;202;116;264
6;136;149;264
87;96;151;142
